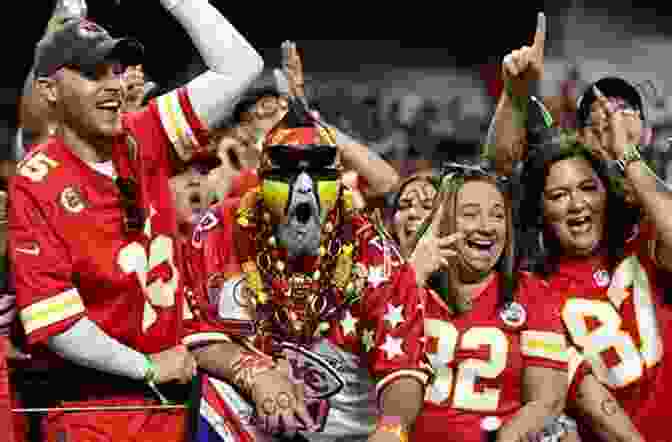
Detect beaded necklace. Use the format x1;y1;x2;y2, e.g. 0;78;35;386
235;186;359;354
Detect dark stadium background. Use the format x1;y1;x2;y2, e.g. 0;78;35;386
5;0;669;129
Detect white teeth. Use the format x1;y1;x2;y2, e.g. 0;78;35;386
98;101;120;109
469;240;493;247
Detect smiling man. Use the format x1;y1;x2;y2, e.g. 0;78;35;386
9;0;264;440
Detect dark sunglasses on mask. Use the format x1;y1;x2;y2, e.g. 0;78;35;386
262;144;339;182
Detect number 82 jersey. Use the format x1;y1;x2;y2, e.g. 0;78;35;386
413;272;568;442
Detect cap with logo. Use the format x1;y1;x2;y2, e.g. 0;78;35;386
33;18;144;78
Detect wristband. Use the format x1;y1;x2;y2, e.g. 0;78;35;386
144;355;169;404
616;144;642;172
376;416;409;442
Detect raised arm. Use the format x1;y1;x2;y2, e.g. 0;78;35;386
276;42;400;199
594;86;672;272
160;0;264;133
482;12;546;175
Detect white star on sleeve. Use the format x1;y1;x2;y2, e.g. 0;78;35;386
383;303;405;328
380;335;405;360
367;265;388;288
340;310;358;336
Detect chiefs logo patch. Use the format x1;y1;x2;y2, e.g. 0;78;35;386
59;187;87;214
281;342;345;400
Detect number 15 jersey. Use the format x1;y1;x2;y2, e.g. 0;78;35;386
8;88;221;355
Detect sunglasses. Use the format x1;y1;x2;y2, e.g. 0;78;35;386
261;145;339;182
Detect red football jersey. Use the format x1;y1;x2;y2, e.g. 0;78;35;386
189;192;431;389
551;223;672;442
412;273;568;442
9;88;226;356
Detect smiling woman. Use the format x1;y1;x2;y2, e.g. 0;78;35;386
384;164;570;442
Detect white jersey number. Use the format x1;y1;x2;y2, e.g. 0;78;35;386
562;256;663;388
424;320;508;411
118;234;180;332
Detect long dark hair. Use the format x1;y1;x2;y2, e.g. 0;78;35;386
519;137;639;278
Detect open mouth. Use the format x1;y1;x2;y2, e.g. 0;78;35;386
188;192;204;211
465;238;496;255
566;215;592;234
294;202;313;225
96;100;121;115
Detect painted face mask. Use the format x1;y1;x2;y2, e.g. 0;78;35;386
261;143;340;221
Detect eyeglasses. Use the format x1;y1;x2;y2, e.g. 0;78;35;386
115;177;145;233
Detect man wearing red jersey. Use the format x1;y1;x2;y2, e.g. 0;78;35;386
187;87;429;442
9;0;264;440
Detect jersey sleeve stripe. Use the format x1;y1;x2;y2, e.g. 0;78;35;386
182;332;232;348
521;330;569;363
169;91;199;148
156;92;184;152
19;288;85;335
177;88;210;148
156;91;199;160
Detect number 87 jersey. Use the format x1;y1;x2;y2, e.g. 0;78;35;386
552;223;672;441
412;272;569;442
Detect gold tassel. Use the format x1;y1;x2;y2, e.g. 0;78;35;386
332;244;354;289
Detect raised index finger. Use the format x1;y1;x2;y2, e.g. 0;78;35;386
532;12;546;54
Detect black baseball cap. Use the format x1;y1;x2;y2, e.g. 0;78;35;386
577;77;644;128
33;18;144;78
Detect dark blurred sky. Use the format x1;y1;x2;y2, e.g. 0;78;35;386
12;0;669;126
11;2;560;88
